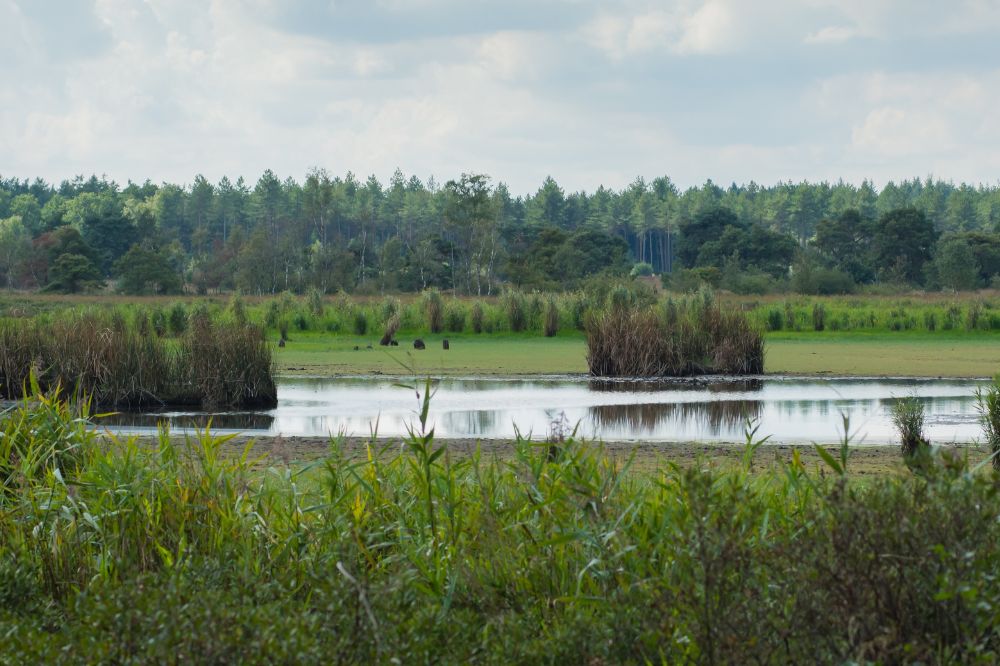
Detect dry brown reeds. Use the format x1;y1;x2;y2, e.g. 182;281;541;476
0;310;276;409
380;313;400;346
585;292;764;377
422;288;444;334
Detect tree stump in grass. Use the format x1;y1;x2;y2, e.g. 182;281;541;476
443;339;450;350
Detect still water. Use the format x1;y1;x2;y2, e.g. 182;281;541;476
103;375;992;445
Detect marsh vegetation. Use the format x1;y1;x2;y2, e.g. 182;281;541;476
1;386;1000;662
586;289;764;377
0;308;275;409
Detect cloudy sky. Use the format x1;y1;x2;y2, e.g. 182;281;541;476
2;0;1000;194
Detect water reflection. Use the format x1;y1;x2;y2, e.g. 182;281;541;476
441;409;499;437
96;411;275;431
590;400;762;435
104;375;990;445
588;378;764;394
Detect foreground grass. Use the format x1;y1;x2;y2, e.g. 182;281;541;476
2;389;1000;663
276;330;1000;377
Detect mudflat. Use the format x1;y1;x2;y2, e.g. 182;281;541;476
206;432;991;477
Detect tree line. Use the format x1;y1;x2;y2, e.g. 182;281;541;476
1;170;1000;295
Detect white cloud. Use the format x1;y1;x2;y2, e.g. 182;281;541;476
803;25;858;44
851;107;953;157
675;1;736;54
3;0;1000;192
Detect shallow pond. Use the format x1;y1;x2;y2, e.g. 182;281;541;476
103;375;993;445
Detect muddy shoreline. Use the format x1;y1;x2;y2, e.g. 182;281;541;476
195;433;990;476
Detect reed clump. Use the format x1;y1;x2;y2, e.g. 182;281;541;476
0;310;276;409
380;313;400;346
470;301;485;334
422;288;444;334
501;289;527;332
976;376;1000;471
586;289;764;377
543;297;560;337
892;396;929;459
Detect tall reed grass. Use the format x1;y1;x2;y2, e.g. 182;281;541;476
0;310;276;409
892;395;929;460
422;288;444;333
586;289;764;377
976;376;1000;471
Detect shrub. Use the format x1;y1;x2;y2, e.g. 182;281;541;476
667;267;722;291
795;266;856;295
923;311;937;331
722;269;777;295
279;290;296;314
307;287;325;316
630;262;654;277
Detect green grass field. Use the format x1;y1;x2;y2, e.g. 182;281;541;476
276;332;589;375
276;330;1000;377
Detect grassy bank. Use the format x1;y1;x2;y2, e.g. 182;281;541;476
2;390;1000;662
765;331;1000;376
274;331;1000;377
8;288;1000;339
4;291;1000;378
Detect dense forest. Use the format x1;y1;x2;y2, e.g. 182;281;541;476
2;170;1000;296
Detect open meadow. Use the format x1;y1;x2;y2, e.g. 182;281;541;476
6;290;1000;378
274;330;1000;377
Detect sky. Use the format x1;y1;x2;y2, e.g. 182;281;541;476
2;0;1000;195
